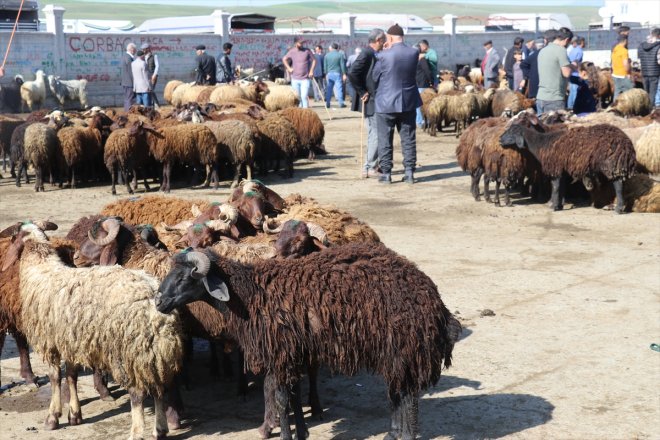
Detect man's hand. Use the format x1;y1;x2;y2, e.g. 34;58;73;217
308;71;314;78
0;66;4;78
151;75;157;83
361;92;369;102
286;66;293;74
342;74;347;82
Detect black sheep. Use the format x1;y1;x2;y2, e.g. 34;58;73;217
156;243;461;440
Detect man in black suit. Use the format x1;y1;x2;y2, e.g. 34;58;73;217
121;42;136;111
195;45;216;85
348;28;386;179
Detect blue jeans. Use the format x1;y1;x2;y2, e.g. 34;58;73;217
567;82;579;109
536;99;564;115
655;79;660;107
135;92;151;107
416;87;425;126
613;76;633;99
325;71;344;107
291;79;310;108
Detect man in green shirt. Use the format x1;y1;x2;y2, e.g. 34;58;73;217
419;40;438;86
323;43;347;108
536;27;575;114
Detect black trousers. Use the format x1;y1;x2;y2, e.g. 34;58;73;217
643;76;658;107
376;110;417;175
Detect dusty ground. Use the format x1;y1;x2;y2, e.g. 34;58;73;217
0;103;658;440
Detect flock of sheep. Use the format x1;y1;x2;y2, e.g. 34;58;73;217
0;78;325;194
0;180;461;439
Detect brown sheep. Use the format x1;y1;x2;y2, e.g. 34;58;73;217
56;114;103;189
163;80;184;104
204;119;257;188
101;195;211;226
256;112;300;177
278;107;325;159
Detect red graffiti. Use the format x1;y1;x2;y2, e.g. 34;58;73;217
69;36;133;53
75;73;110;82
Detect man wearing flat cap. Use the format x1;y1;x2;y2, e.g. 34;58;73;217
195;44;216;85
481;40;500;89
372;23;421;184
283;36;316;108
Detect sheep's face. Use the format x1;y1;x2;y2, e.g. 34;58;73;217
499;125;526;149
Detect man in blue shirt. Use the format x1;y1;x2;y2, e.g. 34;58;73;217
312;45;325;102
567;37;584;110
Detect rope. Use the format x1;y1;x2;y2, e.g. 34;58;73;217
1;0;26;71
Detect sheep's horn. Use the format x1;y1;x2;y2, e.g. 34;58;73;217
263;216;283;234
206;219;230;232
185;251;210;279
32;220;58;232
191;204;202;218
88;218;121;246
0;222;23;238
219;204;239;224
305;222;329;245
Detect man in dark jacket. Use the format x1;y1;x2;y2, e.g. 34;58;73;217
195;45;216;85
121;42;136;111
348;28;386;179
638;28;660;108
504;37;524;90
521;30;557;99
414;43;433;128
372;24;422;184
216;42;235;84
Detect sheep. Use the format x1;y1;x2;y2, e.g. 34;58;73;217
163;80;184;104
23;122;60;192
419;87;437;130
490;89;535;119
499;117;637;213
263;85;300;111
0;75;24;113
20;70;46;111
0;115;25;176
255;112;300;178
607;88;652;117
597;69;615;107
170;82;195;107
9;121;34;187
624;174;660;213
56;114;103;188
47;75;89;109
209;84;247;105
150;123;219;192
569;111;650;129
203;119;257;188
633;123;660;174
0;221;184;438
155;243;461;440
278;107;325;160
181;84;213;104
241;80;269;106
436;80;457;94
101;195;211;227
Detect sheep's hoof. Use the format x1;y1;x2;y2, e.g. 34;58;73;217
44;414;60;430
614;205;625;214
383;433;398;440
100;393;115;402
166;407;181;430
553;205;563;211
68;411;82;426
494;200;501;207
152;430;168;440
505;201;513;207
257;422;274;439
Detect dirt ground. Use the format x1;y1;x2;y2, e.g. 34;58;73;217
0;103;658;440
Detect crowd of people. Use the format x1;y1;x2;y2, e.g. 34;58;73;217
120;42;160;112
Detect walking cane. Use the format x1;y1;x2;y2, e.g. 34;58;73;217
312;77;332;121
359;102;366;178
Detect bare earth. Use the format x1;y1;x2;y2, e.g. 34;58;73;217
0;104;659;440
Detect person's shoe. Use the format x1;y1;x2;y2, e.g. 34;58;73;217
339;104;346;108
378;173;391;184
367;168;381;178
361;169;368;179
403;171;415;184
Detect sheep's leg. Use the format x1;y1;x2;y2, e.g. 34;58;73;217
14;331;37;385
45;360;62;430
93;369;114;401
307;359;322;419
203;164;211;187
471;169;483;201
15;161;23;187
122;168;133;195
275;382;293;440
484;176;491;203
166;378;184;430
141;169;151;192
230;163;242;189
163;162;172;193
400;392;419;440
153;397;169;439
494;179;501;206
550;177;563;211
613;178;625;214
9;157;16;178
65;362;82;426
34;166;42;192
259;374;278;439
211;163;220;190
290;381;308;440
128;388;146;440
109;164;117;195
384;390;403;440
246;164;253;181
504;184;513;207
131;168;138;192
70;167;76;189
236;349;248;397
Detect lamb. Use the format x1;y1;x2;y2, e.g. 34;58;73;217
262;85;300;111
255;112;300;177
47;75;89;109
23;122;60;192
20;70;47;111
607;88;652;117
633;123;660;174
163;80;184;104
156;243;461;440
0;75;24;113
278;107;325;160
1;221;184;438
490;89;535;119
203;119;257;188
56;114;103;188
499;116;637;213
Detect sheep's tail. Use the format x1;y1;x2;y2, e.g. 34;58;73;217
441;308;462;369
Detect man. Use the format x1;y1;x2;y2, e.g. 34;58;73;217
345;47;361;101
418;39;438;86
131;50;151;107
482;40;501;89
536;27;574;114
521;35;549;99
504;37;524;90
141;43;160;109
312;45;325;102
323;43;347;108
216;42;235;84
522;38;535;59
372;24;421;184
348;28;386;179
638;28;660;108
121;42;136;111
611;35;632;98
195;45;216;85
567;36;585;110
282;36;315;108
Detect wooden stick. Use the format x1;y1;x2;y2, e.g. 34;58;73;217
312;77;332;121
360;103;365;178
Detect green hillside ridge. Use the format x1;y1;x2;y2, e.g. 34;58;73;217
43;1;602;30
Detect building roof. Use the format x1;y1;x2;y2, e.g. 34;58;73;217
316;13;433;33
136;13;275;34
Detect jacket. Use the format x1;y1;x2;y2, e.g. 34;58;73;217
120;52;134;87
520;48;540;98
131;58;151;94
638;38;660;77
216;54;234;83
347;46;377;116
372;42;422;113
415;57;433;89
484;48;501;80
503;46;517;79
195;53;216;85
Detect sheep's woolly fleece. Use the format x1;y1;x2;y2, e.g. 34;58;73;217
101;196;211;227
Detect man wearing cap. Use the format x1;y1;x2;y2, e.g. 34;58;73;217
482;40;501;89
132;50;151;107
372;24;421;184
121;42;136;111
141;43;160;108
216;42;236;84
282;36;316;108
195;45;216;85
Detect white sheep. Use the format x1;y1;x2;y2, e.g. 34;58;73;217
20;70;46;111
47;75;89;109
1;221;184;440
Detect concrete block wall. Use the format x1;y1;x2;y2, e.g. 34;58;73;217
0;6;654;109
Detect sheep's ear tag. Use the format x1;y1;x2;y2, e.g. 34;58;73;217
203;275;229;302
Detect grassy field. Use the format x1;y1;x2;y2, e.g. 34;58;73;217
43;0;602;29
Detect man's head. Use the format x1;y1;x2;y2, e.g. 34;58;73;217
618;25;630;36
616;34;628;48
651;28;660;39
576;37;585;48
293;36;306;49
386;23;404;45
195;44;206;55
418;39;430;53
555;27;573;47
330;42;339;51
223;42;233;55
368;28;386;51
483;40;493;51
513;37;524;48
140;43;150;53
543;29;558;45
127;42;137;55
354;47;362;55
136;50;144;59
314;45;323;54
525;39;535;50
